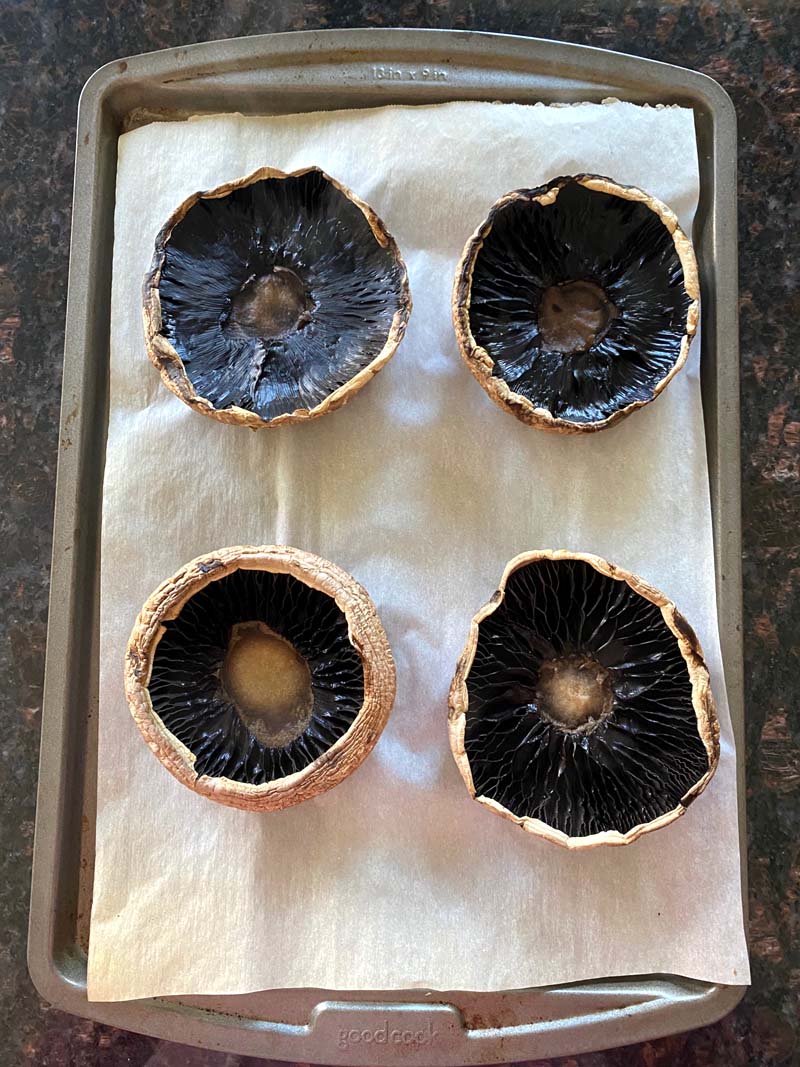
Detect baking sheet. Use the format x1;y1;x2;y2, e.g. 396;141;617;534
88;100;750;1001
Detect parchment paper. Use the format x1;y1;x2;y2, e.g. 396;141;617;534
88;101;750;1001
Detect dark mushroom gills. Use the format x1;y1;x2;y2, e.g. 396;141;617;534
148;567;363;783
125;547;396;811
144;167;411;428
453;175;699;433
449;551;719;847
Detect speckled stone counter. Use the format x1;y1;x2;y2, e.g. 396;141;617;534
2;2;798;1064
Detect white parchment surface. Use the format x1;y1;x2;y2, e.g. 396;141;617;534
88;101;750;1001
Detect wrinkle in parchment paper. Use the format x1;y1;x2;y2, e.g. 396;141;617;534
88;101;749;1001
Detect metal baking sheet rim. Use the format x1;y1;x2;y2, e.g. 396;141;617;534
28;27;746;1065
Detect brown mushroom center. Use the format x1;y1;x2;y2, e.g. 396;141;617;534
536;652;614;733
221;622;313;747
229;267;312;340
538;280;617;354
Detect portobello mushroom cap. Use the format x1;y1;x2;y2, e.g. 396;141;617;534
453;175;699;433
125;546;395;811
144;167;411;428
449;550;719;848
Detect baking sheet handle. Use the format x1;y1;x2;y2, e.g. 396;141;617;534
308;1003;466;1063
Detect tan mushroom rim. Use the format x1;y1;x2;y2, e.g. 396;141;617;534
448;549;720;849
125;546;396;812
143;166;412;429
452;174;701;434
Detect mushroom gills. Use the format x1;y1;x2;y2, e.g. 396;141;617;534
156;170;406;421
467;178;692;424
464;558;710;837
148;568;365;784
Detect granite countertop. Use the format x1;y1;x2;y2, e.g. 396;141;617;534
2;1;798;1064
